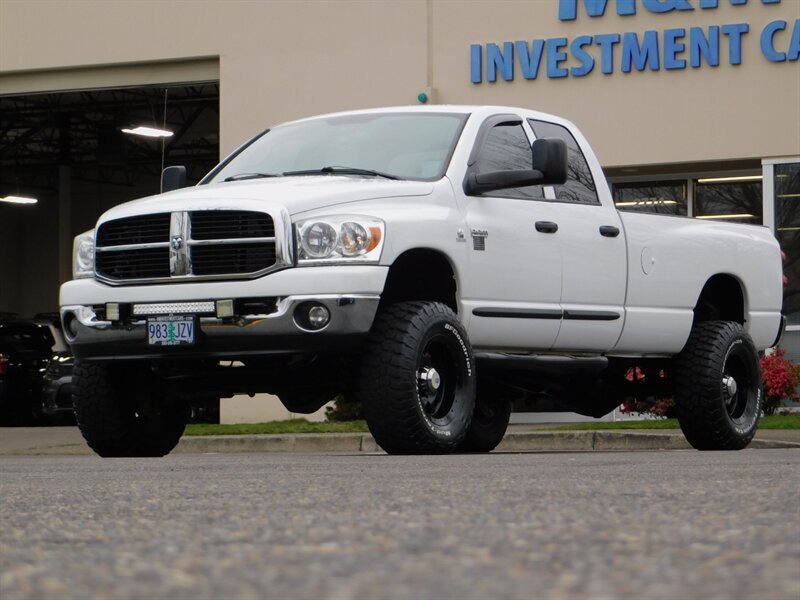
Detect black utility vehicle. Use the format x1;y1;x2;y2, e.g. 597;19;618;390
0;315;56;424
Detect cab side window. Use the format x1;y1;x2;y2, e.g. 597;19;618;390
528;119;599;205
473;123;544;200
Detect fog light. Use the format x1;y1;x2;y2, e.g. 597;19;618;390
216;299;235;318
106;303;120;321
63;312;78;339
308;305;330;329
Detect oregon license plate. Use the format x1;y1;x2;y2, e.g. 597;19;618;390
147;316;195;346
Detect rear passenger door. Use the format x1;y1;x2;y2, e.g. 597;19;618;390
527;119;627;352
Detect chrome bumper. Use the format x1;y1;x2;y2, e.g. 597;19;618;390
61;294;380;360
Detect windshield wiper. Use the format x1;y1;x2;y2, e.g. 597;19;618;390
223;172;281;182
283;166;403;180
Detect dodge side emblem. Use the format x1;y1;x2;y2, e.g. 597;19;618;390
171;235;184;251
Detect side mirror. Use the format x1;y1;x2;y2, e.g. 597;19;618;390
532;138;568;186
161;166;187;193
463;138;568;196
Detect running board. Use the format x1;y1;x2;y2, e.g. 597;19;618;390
475;352;608;376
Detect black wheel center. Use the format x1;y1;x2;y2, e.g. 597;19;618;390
723;352;755;421
416;335;461;421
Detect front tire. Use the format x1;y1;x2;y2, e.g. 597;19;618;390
673;321;762;450
73;361;189;457
358;301;475;455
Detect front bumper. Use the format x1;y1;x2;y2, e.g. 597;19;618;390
60;266;388;360
62;294;380;360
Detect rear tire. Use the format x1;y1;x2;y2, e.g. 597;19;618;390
673;321;762;450
358;301;475;455
73;361;188;457
459;395;512;453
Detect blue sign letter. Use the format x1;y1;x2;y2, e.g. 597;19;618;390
722;23;749;65
571;36;596;76
789;19;800;61
761;20;787;61
621;31;660;72
595;33;622;73
690;26;721;67
470;44;482;83
663;28;687;69
515;40;547;79
547;38;570;77
487;42;515;82
700;0;782;7
642;0;693;13
559;0;636;20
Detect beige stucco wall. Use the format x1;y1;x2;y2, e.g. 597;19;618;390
1;1;798;167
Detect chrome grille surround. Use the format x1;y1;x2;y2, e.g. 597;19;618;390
94;208;293;285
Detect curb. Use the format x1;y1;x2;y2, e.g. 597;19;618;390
172;430;800;455
3;430;798;456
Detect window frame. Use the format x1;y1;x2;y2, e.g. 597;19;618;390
463;114;540;200
527;118;601;206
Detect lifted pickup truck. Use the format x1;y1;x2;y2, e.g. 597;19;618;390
60;106;784;456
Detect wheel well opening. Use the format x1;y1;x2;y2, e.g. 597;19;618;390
694;275;745;324
381;250;458;312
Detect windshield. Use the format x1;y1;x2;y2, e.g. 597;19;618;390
203;112;468;184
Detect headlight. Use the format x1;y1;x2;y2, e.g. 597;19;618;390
296;216;384;264
72;230;95;279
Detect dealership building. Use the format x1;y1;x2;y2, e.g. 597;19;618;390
1;1;799;418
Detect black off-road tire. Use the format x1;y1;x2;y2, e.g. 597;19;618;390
673;321;763;450
459;396;512;453
358;301;476;455
73;361;188;457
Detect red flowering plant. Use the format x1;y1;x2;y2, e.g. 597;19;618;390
760;348;800;415
619;366;677;418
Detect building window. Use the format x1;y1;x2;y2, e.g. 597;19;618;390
775;163;800;326
694;175;763;224
613;180;687;215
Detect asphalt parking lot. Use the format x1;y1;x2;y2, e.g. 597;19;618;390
1;450;798;600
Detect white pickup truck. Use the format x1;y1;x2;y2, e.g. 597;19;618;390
60;105;785;457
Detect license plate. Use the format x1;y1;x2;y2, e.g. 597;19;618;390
147;316;195;346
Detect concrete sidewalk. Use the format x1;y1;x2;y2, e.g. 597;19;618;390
0;425;798;456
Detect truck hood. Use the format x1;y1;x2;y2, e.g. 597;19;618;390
97;176;435;222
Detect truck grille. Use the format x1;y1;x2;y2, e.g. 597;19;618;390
94;210;280;284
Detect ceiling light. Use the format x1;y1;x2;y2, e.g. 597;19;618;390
697;175;762;184
696;214;756;220
121;126;174;138
0;195;38;205
615;200;678;207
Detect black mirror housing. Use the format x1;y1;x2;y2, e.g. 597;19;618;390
532;138;568;185
464;137;568;196
465;169;546;196
161;166;187;193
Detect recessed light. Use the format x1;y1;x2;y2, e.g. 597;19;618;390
697;175;762;184
696;214;756;220
121;126;174;138
0;195;38;205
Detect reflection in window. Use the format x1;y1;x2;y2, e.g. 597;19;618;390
528;120;599;204
694;176;762;224
612;180;687;215
775;163;800;325
474;123;543;200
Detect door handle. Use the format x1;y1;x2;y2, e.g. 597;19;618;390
535;221;558;234
599;225;620;238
